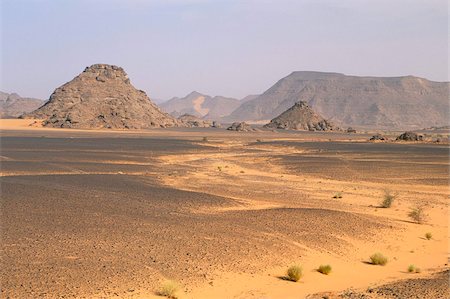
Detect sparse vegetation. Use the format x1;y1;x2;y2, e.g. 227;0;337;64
159;280;179;299
287;265;303;282
202;136;208;142
408;205;427;224
217;166;222;171
408;265;421;273
425;232;432;240
380;189;396;208
318;264;332;275
333;192;342;199
370;253;388;265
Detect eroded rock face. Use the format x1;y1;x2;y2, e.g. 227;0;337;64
22;64;179;129
227;122;254;132
264;101;335;131
396;131;423;141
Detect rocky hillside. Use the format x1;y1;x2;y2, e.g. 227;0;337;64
161;91;240;120
0;92;43;118
226;72;449;129
22;64;179;129
264;101;335;131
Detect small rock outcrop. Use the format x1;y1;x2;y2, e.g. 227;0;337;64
369;134;386;141
346;127;357;133
22;64;179;129
178;114;212;128
264;101;335;131
396;131;423;141
227;122;254;132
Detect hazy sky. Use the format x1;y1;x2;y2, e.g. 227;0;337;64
1;0;448;100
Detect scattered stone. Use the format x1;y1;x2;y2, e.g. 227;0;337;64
396;131;423;141
346;127;357;133
264;101;335;131
21;64;180;129
227;122;255;132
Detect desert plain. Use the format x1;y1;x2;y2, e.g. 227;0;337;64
1;119;449;298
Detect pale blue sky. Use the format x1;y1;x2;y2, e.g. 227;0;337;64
1;0;448;100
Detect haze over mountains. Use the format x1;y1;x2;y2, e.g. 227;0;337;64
226;71;449;129
160;91;241;120
0;92;43;118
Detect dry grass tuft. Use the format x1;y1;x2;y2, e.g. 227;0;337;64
318;264;332;275
287;265;303;282
408;264;421;273
380;189;396;208
159;280;180;299
408;204;427;224
333;192;342;199
370;253;388;266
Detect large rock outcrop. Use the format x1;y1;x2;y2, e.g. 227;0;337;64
264;101;335;131
22;64;179;129
226;71;449;129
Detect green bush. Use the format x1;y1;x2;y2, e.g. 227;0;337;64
370;253;388;265
287;265;303;282
318;264;332;275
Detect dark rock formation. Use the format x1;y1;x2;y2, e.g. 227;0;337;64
178;114;212;128
227;122;254;132
369;134;386;141
264;101;335;131
396;131;423;141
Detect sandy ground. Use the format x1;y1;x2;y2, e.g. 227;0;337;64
1;119;449;298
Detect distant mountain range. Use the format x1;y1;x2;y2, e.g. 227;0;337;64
160;91;242;120
5;70;449;130
0;92;44;118
225;71;449;129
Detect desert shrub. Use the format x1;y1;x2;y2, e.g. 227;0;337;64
202;136;208;142
333;192;342;199
318;264;332;275
408;205;427;224
217;166;222;171
425;232;432;240
380;189;396;208
287;265;303;282
408;265;421;273
160;280;179;299
370;253;388;265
